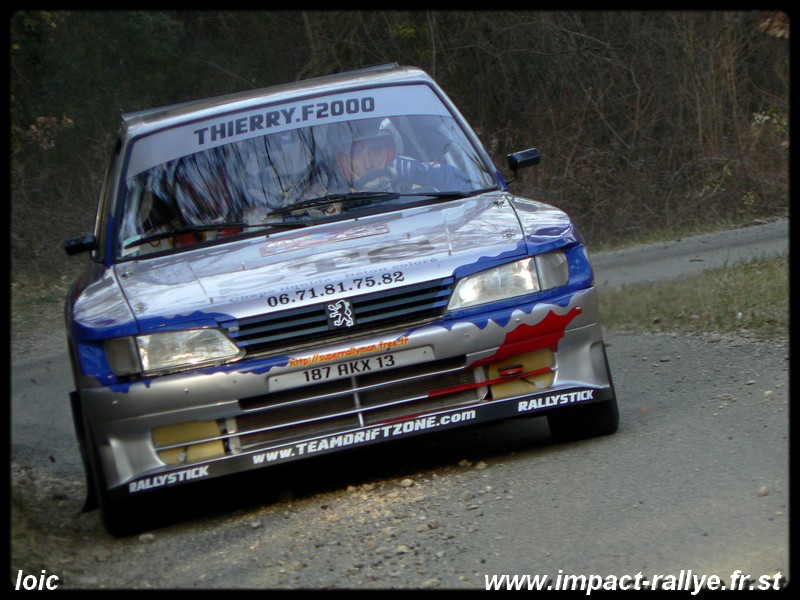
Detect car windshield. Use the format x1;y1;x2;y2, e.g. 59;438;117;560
117;84;499;259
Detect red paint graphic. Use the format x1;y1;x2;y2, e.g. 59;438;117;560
425;306;582;400
471;306;582;368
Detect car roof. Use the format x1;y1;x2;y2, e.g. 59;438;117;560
119;63;434;138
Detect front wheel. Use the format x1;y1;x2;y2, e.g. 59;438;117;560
547;396;619;443
84;425;149;536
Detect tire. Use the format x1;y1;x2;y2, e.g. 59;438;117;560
96;483;149;537
548;343;620;442
84;426;148;536
546;396;619;443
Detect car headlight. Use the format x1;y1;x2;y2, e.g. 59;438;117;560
105;328;244;376
448;251;569;311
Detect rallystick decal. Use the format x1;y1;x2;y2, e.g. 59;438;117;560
517;389;594;412
248;387;603;467
117;386;608;498
128;465;210;493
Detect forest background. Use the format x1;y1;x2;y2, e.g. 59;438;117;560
10;10;789;286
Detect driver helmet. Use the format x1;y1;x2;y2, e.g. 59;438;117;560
334;121;396;182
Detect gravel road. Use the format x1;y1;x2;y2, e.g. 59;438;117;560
10;220;789;590
590;218;788;288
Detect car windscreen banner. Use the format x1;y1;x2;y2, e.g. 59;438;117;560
127;85;450;178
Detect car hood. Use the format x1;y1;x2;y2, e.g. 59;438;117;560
81;192;576;333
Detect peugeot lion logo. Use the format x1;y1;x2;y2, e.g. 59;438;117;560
327;298;356;329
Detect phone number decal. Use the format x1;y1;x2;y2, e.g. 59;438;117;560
266;271;404;308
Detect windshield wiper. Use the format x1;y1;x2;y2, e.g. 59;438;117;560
123;221;306;250
265;187;502;220
267;192;400;217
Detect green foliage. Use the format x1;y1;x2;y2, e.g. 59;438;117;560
10;10;789;284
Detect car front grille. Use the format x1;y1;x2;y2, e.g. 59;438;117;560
233;355;486;450
219;277;454;356
153;277;487;464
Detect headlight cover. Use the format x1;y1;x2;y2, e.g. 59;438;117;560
105;328;244;376
448;251;569;311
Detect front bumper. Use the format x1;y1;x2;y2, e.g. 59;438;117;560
77;287;614;499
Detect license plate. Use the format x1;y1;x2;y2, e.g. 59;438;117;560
269;346;433;391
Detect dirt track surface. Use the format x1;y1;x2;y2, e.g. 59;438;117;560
10;221;789;590
590;219;788;289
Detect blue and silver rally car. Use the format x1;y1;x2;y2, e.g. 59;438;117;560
64;64;618;534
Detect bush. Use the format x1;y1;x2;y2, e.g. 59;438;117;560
10;11;789;284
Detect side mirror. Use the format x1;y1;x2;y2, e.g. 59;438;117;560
507;148;540;172
64;234;98;256
505;148;540;183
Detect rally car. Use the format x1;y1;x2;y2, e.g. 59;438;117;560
64;63;618;534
